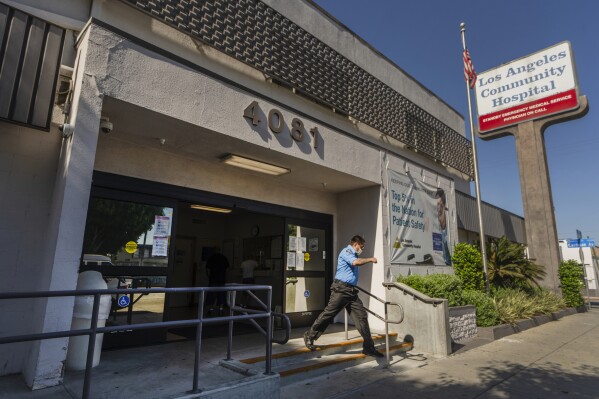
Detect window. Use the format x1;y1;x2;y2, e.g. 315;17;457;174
81;197;173;270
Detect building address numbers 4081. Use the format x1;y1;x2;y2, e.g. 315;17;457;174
243;101;320;149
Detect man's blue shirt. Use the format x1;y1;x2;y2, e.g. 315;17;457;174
334;245;359;286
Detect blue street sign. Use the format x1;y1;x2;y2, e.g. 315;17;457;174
567;239;595;248
117;295;131;307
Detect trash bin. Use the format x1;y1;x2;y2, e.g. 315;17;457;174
66;271;112;371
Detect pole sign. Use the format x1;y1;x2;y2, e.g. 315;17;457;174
475;41;579;133
567;239;595;248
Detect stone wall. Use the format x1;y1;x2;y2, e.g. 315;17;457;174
449;305;477;342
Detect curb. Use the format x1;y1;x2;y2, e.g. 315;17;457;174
477;307;582;341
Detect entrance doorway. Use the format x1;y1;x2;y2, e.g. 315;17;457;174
164;203;287;335
284;220;331;327
164;202;333;337
81;172;333;346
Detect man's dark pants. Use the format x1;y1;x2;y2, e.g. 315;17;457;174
307;281;376;350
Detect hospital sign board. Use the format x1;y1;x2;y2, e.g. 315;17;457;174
475;42;579;133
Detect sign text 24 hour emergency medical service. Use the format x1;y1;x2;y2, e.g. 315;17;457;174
475;42;579;133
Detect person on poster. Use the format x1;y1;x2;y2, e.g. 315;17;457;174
436;189;452;265
303;235;383;358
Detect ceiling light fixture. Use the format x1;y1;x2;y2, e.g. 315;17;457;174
190;204;232;213
221;154;290;176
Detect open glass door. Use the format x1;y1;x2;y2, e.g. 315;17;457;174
284;219;332;327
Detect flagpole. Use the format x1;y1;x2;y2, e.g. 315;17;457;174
460;22;490;294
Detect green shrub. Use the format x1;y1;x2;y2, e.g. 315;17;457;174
397;273;464;306
422;274;465;306
397;270;566;327
493;288;535;324
462;289;499;327
531;289;565;313
452;243;484;291
396;274;425;293
558;260;585;307
493;288;565;325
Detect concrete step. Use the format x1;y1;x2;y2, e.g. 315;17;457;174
222;332;413;386
239;332;398;368
277;341;412;385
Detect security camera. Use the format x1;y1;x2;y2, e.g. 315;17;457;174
99;117;113;134
58;123;75;138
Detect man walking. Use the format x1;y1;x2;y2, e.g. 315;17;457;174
303;235;383;357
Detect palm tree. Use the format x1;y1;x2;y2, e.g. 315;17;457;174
486;236;546;289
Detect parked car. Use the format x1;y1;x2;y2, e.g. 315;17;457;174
82;254;113;267
82;254;132;289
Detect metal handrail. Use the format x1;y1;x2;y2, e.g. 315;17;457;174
382;282;446;305
225;288;291;349
343;285;404;367
0;285;290;399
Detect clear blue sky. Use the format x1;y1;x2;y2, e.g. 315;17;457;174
314;0;599;241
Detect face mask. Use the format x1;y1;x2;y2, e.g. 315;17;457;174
356;247;363;255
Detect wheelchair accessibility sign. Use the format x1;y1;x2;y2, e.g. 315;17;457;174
117;295;131;308
304;290;310;298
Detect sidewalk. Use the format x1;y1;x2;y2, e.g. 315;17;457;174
1;310;598;398
281;309;599;399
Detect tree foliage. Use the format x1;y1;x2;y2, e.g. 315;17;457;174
486;236;546;290
83;198;164;255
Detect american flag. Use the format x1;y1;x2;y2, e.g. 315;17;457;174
463;49;477;89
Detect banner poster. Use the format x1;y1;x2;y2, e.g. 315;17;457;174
388;170;452;266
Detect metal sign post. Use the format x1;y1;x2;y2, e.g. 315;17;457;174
570;231;592;310
577;235;592;310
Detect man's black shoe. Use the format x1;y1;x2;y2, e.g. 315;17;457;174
303;331;316;351
362;347;384;358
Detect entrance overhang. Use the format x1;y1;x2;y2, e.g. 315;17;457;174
98;97;378;195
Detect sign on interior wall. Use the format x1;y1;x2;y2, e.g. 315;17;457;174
388;170;452;266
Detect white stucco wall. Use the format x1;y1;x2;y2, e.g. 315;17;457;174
0;121;61;375
335;185;388;331
82;23;382;186
16;25;103;388
85;0;468;189
0;0;473;385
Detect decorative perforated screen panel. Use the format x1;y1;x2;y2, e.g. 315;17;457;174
118;0;473;176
